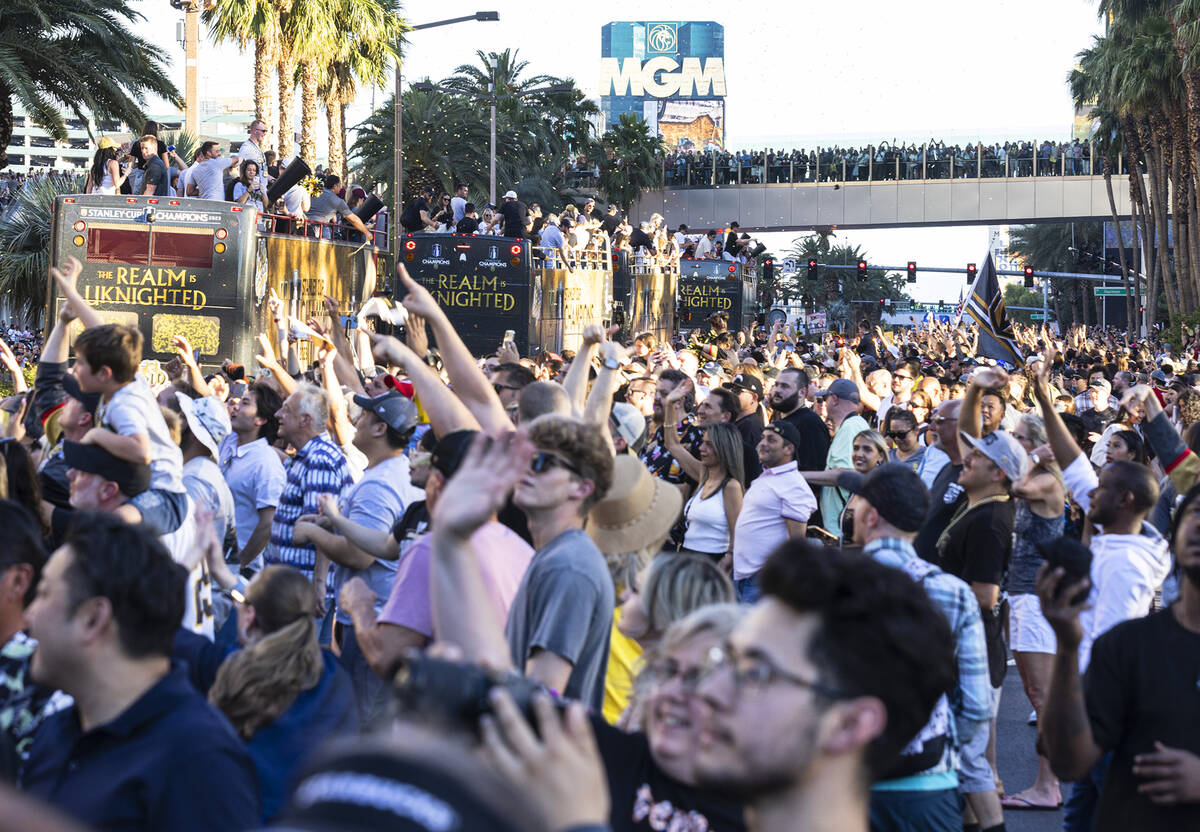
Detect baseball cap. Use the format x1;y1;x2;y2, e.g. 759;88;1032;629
836;463;930;532
61;372;102;416
430;429;477;478
699;361;724;377
1088;377;1112;394
63;440;150;498
726;373;763;399
352;391;417;434
815;378;861;403
960;430;1031;483
503;189;518;199
1150;369;1168;384
763;420;803;452
176;393;231;459
97;137;117;150
609;402;646;449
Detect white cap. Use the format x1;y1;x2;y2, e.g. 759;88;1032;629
176;393;231;459
503;190;518;199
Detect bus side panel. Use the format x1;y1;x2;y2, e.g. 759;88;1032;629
677;277;742;331
400;235;533;357
264;235;377;366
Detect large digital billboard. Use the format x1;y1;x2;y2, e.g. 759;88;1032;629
600;21;726;151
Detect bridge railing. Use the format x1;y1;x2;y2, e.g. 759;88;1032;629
663;141;1123;187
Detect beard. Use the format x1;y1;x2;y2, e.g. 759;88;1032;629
692;718;820;801
771;391;801;414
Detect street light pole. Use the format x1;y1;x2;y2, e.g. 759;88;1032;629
489;81;496;206
391;11;498;261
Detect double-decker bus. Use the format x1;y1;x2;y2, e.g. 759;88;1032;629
676;258;759;334
400;233;617;357
48;194;384;369
611;250;677;345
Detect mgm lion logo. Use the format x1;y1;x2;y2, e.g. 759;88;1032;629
647;23;677;54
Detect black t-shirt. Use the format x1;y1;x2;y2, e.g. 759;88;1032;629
856;334;877;357
914;462;965;562
401;196;430;232
780;407;831;473
936;497;1014;586
735;412;764;483
592;715;746;832
1081;408;1117;439
455;216;479;235
1086;608;1200;832
601;213;621;236
142;155;170;196
499;200;528;238
629;227;656;253
389;500;429;549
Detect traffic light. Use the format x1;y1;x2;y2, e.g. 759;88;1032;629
762;258;774;281
1024;266;1035;288
807;258;818;280
906;261;917;283
966;262;977;283
938;300;946;312
857;259;867;277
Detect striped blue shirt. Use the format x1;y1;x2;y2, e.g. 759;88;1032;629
864;537;992;789
269;433;353;584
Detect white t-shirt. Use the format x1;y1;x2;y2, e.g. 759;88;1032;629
97;374;185;493
190;157;231;201
160;498;215;640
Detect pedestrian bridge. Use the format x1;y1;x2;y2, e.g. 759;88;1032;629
631;174;1133;233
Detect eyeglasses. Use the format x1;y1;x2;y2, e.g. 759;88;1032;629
700;644;845;699
894;374;915;381
646;658;705;690
929;416;958;424
530;450;580;477
492;383;522;394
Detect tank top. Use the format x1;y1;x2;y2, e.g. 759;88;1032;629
682;479;731;555
1007;499;1064;594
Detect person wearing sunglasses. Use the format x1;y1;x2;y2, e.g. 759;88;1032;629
882;409;925;474
689;536;959;832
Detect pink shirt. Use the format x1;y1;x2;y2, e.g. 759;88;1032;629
378;521;534;638
731;461;816;580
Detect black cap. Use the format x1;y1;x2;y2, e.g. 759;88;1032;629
431;430;477;478
835;463;930;532
61;372;101;417
63;439;151;497
763;420;803;452
726;373;764;399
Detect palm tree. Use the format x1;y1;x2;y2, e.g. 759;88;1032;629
349;90;490;199
598;114;664;212
0;176;79;323
319;0;404;179
0;0;181;169
203;0;279;152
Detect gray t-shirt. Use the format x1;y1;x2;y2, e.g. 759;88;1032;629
308;189;352;224
332;456;412;625
97;375;185;493
183;456;236;550
504;528;614;710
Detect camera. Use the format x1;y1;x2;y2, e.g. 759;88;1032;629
392;654;545;738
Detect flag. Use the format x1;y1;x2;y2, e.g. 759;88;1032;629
963;253;1024;364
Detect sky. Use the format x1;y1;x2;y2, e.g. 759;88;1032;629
135;0;1106;301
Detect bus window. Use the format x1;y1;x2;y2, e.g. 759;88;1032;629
151;229;213;269
87;226;148;265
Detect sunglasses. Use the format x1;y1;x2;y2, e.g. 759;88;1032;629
493;383;522;394
530;451;580;476
885;430;913;439
929;416;958;424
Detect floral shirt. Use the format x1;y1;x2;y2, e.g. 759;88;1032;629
639;413;705;486
0;632;72;765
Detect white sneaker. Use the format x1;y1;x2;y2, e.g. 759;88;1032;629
1027;709;1037;726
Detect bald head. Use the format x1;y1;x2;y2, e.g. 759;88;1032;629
517;381;570;424
932;399;961;456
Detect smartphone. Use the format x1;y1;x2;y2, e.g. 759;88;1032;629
229;380;247;399
503;329;515;344
192;348;201;363
167;144;175;153
1037;537;1092;605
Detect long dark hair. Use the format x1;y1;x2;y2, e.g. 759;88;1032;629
90;147;117;187
0;439;47;539
239;160;260;190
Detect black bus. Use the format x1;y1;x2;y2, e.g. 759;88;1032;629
676;258;758;334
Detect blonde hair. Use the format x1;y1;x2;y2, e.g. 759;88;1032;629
853;429;889;467
1020;412;1062;483
209;566;323;740
639;553;735;638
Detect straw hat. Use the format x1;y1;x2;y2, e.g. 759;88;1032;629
587;455;683;555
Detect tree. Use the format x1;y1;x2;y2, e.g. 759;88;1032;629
0;0;181;170
0;176;79;323
598;114;664;212
783;234;910;327
203;0;279;152
1008;222;1108;327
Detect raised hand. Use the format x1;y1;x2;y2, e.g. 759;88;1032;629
367;331;412;369
432;431;534;541
396;263;441;320
50;255;83;294
970;365;1010;390
1034;562;1090;649
172;334;197;366
254;332;278;368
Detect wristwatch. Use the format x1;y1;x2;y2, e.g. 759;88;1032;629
602;355;621;371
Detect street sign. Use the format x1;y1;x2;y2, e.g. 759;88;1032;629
1094;287;1129;296
1031;313;1048;320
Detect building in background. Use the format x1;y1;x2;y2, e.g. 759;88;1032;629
599;21;726;152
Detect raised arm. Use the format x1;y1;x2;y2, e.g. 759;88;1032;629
1031;347;1083;471
396;265;511;434
172;335;213;398
317;296;364;394
839;348;882;413
562;325;608;418
369;332;480;435
253;332;297;396
430;433;531;673
50;257;103;330
662;382;704;483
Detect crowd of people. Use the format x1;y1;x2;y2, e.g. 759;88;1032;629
0;236;1195;832
663;139;1101;186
